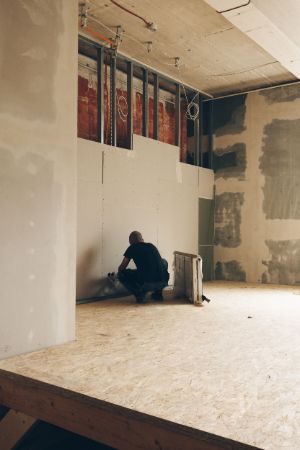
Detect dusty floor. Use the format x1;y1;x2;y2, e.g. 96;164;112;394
1;281;300;450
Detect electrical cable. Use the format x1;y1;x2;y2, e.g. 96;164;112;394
217;0;250;14
177;66;200;120
117;94;128;122
110;0;154;29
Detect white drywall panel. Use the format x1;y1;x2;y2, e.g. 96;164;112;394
176;162;199;187
0;1;77;358
198;167;215;199
102;146;159;277
77;139;103;299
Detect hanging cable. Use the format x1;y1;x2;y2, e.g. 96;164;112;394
110;0;157;31
117;94;128;122
175;61;200;121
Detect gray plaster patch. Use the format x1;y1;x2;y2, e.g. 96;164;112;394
260;83;300;104
0;0;64;120
262;239;300;285
214;143;246;180
215;260;246;281
213;95;247;137
215;192;244;247
259;119;300;219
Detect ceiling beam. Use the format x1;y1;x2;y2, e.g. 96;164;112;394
203;0;300;79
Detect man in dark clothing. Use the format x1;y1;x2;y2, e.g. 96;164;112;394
118;231;169;303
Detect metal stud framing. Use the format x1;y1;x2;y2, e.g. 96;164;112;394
175;83;181;147
153;73;159;140
96;47;104;143
208;101;213;169
127;61;133;149
142;69;149;138
110;53;117;146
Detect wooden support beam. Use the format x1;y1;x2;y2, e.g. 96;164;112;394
0;370;262;450
0;409;36;450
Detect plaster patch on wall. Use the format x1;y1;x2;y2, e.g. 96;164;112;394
0;0;64;120
215;192;244;247
214;143;246;180
259;119;300;219
215;260;246;281
262;239;300;285
260;84;300;104
213;95;247;137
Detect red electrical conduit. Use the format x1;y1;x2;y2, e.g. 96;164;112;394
83;25;115;46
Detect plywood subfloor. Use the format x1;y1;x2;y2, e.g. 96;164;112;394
1;282;300;450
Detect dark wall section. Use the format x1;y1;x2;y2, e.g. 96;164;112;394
213;94;247;137
214;143;246;180
259;119;300;219
215;192;244;248
215;260;246;281
262;239;300;285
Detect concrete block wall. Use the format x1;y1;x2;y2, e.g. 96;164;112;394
212;83;300;285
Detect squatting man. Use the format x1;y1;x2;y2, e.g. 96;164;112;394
116;231;169;304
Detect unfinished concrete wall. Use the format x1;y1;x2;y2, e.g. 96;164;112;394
0;1;78;358
77;135;214;300
213;83;300;285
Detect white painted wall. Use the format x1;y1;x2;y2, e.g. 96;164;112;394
77;135;214;299
0;1;78;358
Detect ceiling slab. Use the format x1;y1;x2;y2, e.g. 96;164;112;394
79;0;297;96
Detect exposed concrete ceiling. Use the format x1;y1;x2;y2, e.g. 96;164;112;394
79;0;299;97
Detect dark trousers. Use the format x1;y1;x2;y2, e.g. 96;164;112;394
118;260;169;297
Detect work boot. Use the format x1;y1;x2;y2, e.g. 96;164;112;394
151;290;163;301
135;292;147;304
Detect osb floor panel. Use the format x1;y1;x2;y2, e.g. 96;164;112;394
1;281;300;450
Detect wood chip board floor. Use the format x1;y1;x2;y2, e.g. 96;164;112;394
1;281;300;450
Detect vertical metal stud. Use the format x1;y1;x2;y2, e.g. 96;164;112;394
194;92;200;166
110;53;117;146
142;68;148;137
97;46;104;143
208;100;214;169
175;83;181;147
127;61;133;149
199;95;204;167
153;73;159;140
